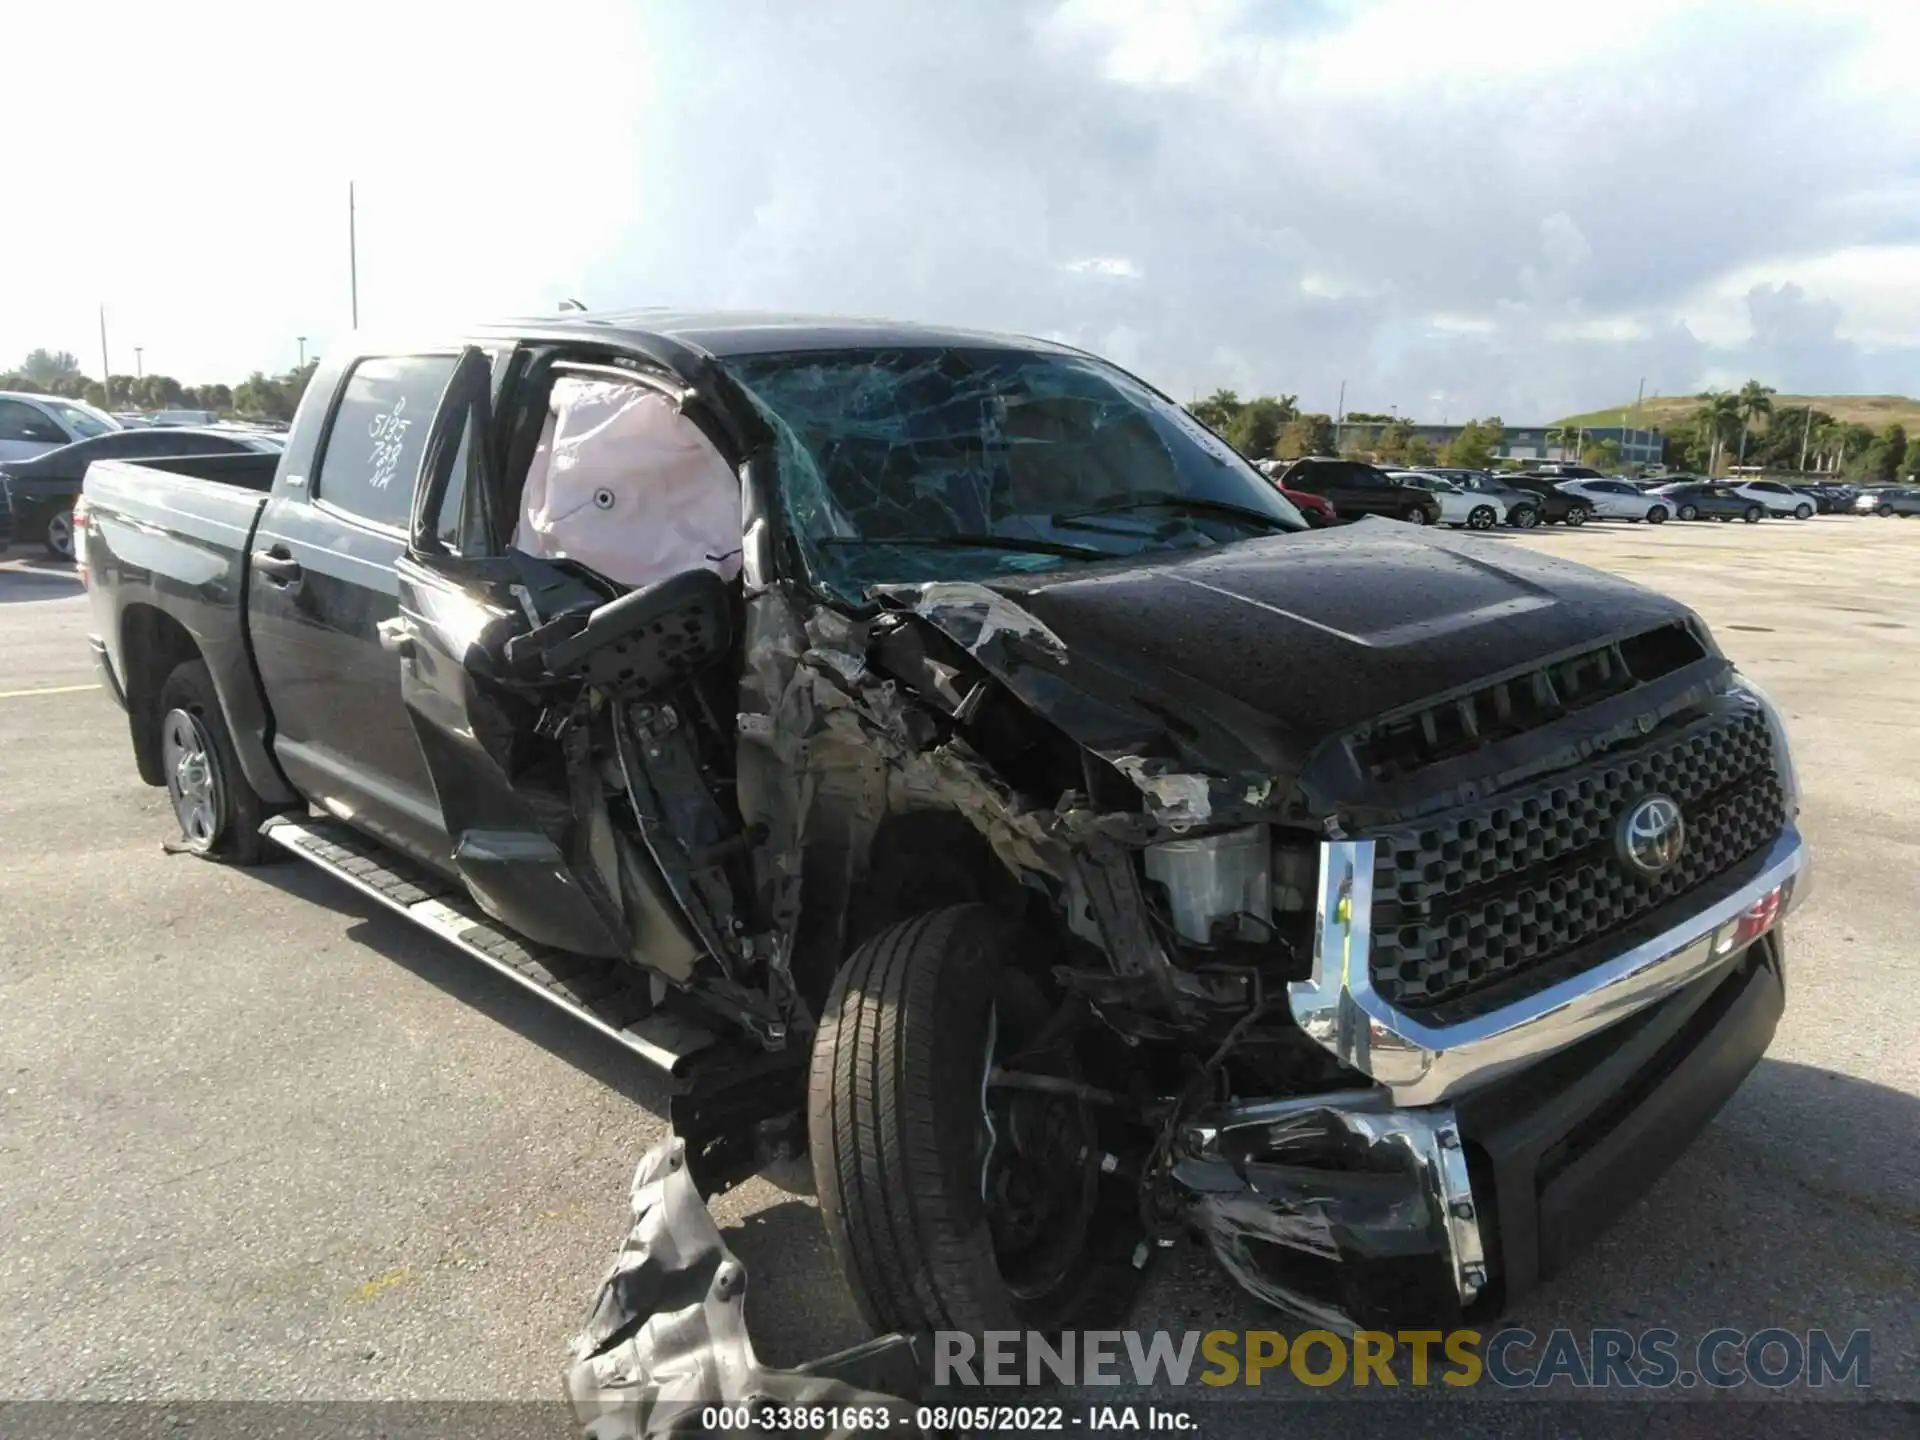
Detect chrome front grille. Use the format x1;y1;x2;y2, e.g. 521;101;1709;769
1367;698;1785;1011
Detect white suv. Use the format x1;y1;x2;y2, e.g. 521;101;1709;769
1727;480;1816;519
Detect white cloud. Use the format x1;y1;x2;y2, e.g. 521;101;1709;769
5;0;1920;421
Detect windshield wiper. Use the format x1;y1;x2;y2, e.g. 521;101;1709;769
1050;492;1295;533
814;533;1111;560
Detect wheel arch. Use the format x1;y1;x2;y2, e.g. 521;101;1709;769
122;604;208;787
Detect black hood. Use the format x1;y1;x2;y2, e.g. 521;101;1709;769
951;522;1700;778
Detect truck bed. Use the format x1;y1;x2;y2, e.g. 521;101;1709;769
82;455;290;807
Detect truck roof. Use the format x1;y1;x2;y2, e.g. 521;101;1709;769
483;308;1084;360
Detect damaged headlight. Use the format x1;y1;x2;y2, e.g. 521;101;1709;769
1733;673;1801;818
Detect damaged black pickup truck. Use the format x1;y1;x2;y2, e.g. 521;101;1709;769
84;312;1807;1408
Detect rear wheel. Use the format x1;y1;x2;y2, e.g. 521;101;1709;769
1677;504;1699;521
810;906;1117;1335
155;660;269;864
1646;505;1669;524
1744;506;1764;523
1467;505;1498;530
44;511;74;560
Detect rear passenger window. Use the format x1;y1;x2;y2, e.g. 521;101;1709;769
314;354;459;529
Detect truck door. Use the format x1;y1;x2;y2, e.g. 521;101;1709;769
247;352;476;868
382;347;637;959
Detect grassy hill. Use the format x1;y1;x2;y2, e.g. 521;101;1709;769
1554;394;1920;431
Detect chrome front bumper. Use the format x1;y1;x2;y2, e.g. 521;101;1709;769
1289;824;1810;1107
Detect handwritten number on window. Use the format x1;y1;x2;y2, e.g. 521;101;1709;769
367;396;412;490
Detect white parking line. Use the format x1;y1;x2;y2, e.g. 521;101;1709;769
0;683;99;700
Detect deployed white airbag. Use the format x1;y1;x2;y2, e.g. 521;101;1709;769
515;377;742;590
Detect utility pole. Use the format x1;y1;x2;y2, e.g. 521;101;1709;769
98;305;111;403
1631;377;1645;464
134;347;144;380
1334;379;1345;450
1798;405;1813;474
348;182;360;329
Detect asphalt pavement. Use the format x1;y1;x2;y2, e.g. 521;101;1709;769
0;517;1914;1419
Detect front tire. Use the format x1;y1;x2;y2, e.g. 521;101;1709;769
1467;505;1497;530
1878;504;1895;516
810;906;1115;1335
1646;505;1669;524
1794;503;1814;520
1564;505;1590;527
1402;506;1430;525
1511;505;1540;529
156;660;269;864
1677;504;1699;521
1744;506;1764;523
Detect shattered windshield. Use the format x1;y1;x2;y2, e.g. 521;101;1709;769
720;347;1307;600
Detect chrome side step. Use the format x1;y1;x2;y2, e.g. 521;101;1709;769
261;815;716;1077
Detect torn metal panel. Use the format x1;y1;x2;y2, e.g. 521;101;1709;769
569;1139;924;1438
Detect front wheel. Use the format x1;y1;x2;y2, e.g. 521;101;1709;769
155;660;270;863
1564;505;1590;527
1402;506;1431;525
1467;505;1498;530
1794;503;1814;520
1877;504;1895;516
1510;505;1540;529
1677;504;1700;521
1646;505;1669;524
810;906;1118;1335
1744;506;1764;523
44;511;74;560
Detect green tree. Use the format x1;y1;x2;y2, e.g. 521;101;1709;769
1864;423;1908;481
1188;389;1242;433
1223;393;1299;459
1375;417;1417;463
1443;417;1503;469
1692;392;1742;474
1735;380;1775;465
1275;412;1336;459
1343;410;1392;424
20;348;82;386
1404;434;1437;466
1581;437;1623;471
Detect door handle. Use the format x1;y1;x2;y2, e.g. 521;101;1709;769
377;617;417;658
252;547;302;584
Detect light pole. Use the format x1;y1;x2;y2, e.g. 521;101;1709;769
348;182;360;329
297;336;307;368
98;304;111;400
134;347;144;380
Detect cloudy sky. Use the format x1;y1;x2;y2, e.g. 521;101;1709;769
7;0;1919;420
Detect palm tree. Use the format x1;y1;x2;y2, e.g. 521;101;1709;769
1736;380;1776;465
1693;393;1742;474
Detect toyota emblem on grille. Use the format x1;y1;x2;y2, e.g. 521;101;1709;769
1618;794;1686;875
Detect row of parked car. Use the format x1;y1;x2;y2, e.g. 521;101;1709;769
1253;456;1916;531
0;391;287;556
